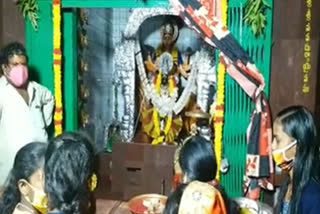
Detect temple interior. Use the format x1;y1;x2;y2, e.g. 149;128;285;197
0;0;319;213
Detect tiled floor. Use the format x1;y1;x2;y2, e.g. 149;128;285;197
95;199;131;214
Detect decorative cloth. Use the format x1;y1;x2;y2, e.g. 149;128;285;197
178;180;227;214
168;0;274;199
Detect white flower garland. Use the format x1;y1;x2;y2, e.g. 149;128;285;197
135;41;197;117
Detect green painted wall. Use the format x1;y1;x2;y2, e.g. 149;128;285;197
25;0;273;197
25;0;53;92
220;0;273;197
26;1;79;131
25;0;54;135
63;9;78;131
25;0;172;132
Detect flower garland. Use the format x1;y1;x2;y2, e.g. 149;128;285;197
135;42;196;117
88;173;98;192
152;72;175;145
213;0;228;181
52;0;63;136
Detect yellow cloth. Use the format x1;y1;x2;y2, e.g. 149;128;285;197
140;106;182;144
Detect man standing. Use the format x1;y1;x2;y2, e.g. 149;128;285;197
0;42;54;185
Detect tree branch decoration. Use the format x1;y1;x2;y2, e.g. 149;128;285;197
243;0;270;36
16;0;39;31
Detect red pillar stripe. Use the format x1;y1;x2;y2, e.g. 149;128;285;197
53;0;61;5
214;117;223;123
55;107;63;113
53;49;61;54
54;59;61;65
215;104;224;111
54;120;63;126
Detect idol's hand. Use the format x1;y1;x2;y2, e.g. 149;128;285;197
144;55;158;72
178;64;189;78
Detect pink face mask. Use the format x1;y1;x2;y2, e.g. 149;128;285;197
6;65;28;87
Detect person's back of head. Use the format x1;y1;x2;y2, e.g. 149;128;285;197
0;142;47;214
45;132;95;214
179;136;217;182
164;181;239;214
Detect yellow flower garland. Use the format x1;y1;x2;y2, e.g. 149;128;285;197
213;0;228;181
88;173;98;192
52;0;63;136
152;73;175;145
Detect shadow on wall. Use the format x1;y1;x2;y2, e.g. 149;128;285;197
28;66;40;83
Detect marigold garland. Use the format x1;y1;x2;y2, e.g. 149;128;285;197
88;173;98;192
213;0;228;181
52;0;63;136
152;72;175;145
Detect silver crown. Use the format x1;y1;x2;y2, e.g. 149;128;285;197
160;21;179;41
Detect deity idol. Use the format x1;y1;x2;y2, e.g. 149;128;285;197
140;19;191;145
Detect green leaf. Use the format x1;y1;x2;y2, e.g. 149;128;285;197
245;1;256;16
252;26;257;35
23;7;28;15
253;0;261;14
243;0;269;36
16;0;39;31
262;0;271;8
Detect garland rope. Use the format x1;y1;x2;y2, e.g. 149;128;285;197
213;0;228;181
152;73;175;145
52;0;63;135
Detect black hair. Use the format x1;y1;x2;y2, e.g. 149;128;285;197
274;106;319;214
0;142;47;214
163;183;187;214
275;176;290;214
179;136;217;182
0;42;27;67
45;132;95;214
218;185;240;214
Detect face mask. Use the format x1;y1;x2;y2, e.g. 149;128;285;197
5;65;28;87
24;181;48;214
272;140;297;170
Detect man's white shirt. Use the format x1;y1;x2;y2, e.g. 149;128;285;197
0;76;54;185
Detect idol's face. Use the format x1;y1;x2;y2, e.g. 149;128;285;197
162;33;174;50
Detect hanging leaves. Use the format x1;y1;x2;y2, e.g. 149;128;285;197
16;0;39;31
243;0;270;36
